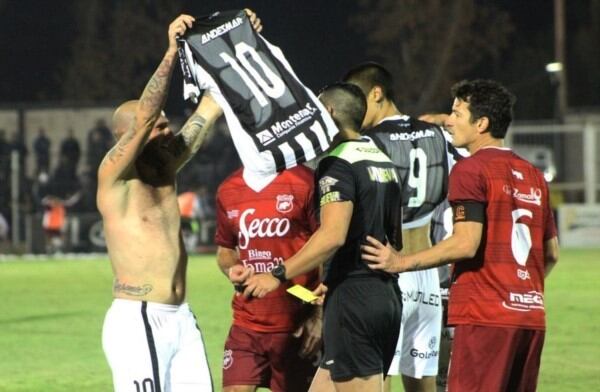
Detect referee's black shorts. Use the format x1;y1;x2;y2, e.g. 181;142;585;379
320;275;402;381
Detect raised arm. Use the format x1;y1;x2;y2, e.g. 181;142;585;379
98;14;195;184
167;93;223;171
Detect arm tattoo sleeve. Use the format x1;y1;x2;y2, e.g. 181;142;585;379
170;113;209;164
138;54;175;124
101;54;175;172
105;125;136;165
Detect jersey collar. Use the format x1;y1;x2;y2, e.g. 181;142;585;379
375;114;410;126
242;168;277;193
481;146;511;151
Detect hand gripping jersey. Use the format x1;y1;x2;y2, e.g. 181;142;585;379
448;147;557;330
215;166;319;333
370;115;450;228
315;137;402;286
179;10;338;176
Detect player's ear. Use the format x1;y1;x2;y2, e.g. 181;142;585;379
370;86;385;103
476;116;490;134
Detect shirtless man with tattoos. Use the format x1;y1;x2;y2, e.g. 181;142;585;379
98;12;262;392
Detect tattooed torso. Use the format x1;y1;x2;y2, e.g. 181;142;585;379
102;177;187;305
97;50;217;305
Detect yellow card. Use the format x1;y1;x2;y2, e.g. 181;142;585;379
286;284;319;303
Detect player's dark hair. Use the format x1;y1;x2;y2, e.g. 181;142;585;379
319;82;367;132
342;62;396;103
451;79;516;139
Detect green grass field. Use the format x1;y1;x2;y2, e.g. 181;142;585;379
0;250;599;391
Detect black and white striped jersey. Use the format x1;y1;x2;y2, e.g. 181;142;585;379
179;10;338;177
369;115;451;228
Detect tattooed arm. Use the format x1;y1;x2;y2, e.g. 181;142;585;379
168;93;223;171
98;14;195;184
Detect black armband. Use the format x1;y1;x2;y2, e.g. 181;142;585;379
452;201;485;224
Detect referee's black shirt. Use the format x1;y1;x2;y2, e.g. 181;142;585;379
315;136;402;286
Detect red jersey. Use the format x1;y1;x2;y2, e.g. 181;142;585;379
215;166;319;333
447;147;557;330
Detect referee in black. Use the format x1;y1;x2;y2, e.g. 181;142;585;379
243;82;403;391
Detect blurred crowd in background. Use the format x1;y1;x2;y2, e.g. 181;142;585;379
0;116;241;252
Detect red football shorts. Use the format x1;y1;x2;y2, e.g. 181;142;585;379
222;325;317;392
448;324;545;392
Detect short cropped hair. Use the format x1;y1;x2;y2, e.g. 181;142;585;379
342;62;396;103
451;79;516;139
319;82;367;131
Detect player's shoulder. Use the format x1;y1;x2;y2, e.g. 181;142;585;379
371;115;445;142
316;153;354;184
317;153;349;174
452;153;484;175
327;137;390;164
376;114;442;130
411;116;445;133
508;149;536;166
370;114;410;135
508;150;547;181
407;117;446;144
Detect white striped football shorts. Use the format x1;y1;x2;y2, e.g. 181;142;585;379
102;299;212;392
388;269;442;378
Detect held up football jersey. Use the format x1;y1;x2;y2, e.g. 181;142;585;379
447;147;557;330
179;10;338;176
215;165;319;333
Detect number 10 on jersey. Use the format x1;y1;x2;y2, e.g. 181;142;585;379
220;42;286;107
